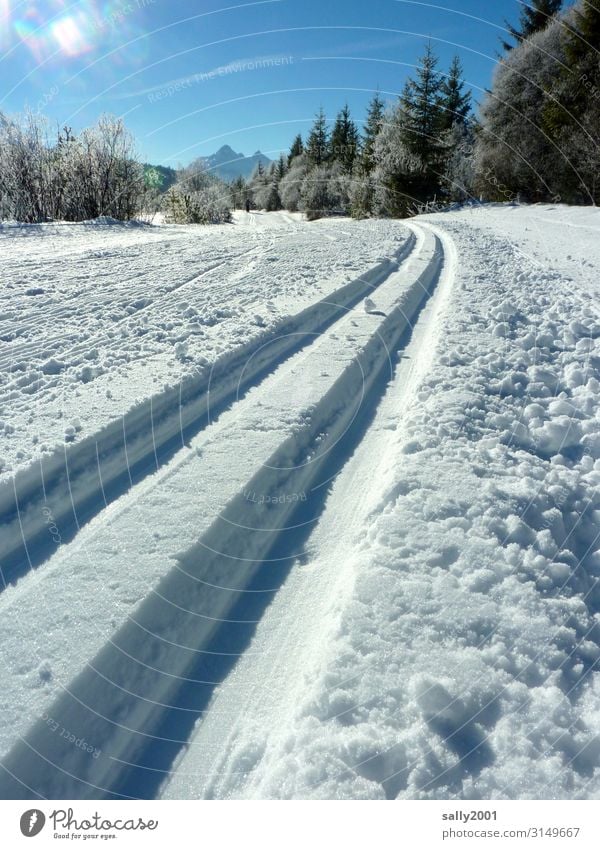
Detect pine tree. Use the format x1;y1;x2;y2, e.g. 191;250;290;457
439;56;472;130
306;108;330;166
361;92;385;175
230;175;246;209
400;44;444;176
330;104;360;172
566;0;600;61
288;133;303;164
502;0;563;51
276;153;287;180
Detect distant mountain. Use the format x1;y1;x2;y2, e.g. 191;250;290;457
202;145;272;182
145;147;272;191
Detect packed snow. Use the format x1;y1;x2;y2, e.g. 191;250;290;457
0;212;406;476
0;205;599;800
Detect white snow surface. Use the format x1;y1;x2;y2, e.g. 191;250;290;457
0;212;405;475
1;204;600;801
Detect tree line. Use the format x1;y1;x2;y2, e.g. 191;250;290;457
0;0;597;224
239;0;598;218
239;49;473;220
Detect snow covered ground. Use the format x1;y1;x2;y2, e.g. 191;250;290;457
0;204;599;800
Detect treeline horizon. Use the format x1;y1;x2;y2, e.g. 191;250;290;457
1;0;598;224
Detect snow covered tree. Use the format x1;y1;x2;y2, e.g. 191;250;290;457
361;92;385;175
350;93;385;218
301;164;334;219
306;108;330;166
330;104;360;172
164;183;232;224
475;15;567;202
279;153;310;211
400;43;445;163
442;121;476;202
502;0;563;51
541;0;600;202
372;103;422;217
439;56;472;130
477;0;600;205
229;175;247;209
381;43;447;204
276;153;287;181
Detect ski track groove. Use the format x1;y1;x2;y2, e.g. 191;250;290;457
0;230;415;581
0;222;450;799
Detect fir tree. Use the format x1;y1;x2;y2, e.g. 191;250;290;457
439;56;472;130
288;133;303;164
400;43;445;178
502;0;563;51
276;153;287;180
306;108;330;166
330;104;360;172
361;92;385;175
566;0;600;61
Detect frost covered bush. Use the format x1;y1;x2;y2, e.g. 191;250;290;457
164;159;232;224
300;165;336;220
279;154;310;211
164;185;232;224
0;112;144;222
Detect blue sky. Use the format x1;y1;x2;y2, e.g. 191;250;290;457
0;1;570;165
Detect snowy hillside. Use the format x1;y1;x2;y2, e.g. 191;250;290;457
0;205;599;801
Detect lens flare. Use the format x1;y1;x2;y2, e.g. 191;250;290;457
5;1;151;63
51;14;93;57
0;0;11;50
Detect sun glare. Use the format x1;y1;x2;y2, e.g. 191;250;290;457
51;14;92;57
2;1;147;62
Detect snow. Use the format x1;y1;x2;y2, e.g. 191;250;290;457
0;212;405;477
1;204;600;800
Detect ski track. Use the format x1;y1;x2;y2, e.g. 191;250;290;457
0;217;410;583
160;222;457;801
0;219;442;798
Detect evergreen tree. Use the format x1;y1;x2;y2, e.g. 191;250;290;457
399;43;446;198
400;44;445;161
566;0;600;61
439;56;472;130
230;175;246;209
276;153;287;180
288;133;303;164
306;108;330;166
502;0;563;51
330;104;360;172
361;92;385;175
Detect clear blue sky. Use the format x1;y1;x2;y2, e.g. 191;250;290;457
0;1;572;165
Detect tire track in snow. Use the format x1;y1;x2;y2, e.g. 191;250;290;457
0;225;446;799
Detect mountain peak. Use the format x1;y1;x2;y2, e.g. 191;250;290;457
216;144;240;157
203;147;272;182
